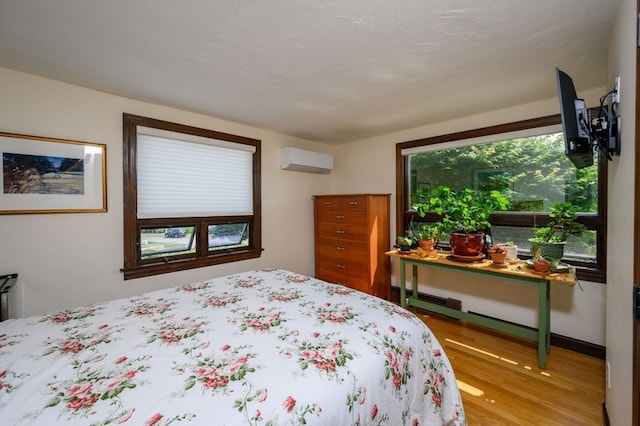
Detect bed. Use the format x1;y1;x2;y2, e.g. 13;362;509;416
0;269;465;425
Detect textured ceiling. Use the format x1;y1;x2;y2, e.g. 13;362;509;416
0;0;618;143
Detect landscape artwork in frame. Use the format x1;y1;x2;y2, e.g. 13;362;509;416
0;132;106;214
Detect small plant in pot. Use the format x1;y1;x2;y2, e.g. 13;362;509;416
529;201;586;262
532;249;551;273
488;245;508;265
414;222;443;252
396;235;414;253
414;185;510;258
498;238;518;261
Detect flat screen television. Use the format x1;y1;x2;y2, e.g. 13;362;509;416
555;67;593;169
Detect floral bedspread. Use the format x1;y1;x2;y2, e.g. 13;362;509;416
0;269;465;425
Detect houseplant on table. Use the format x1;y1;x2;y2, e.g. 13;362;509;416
529;201;586;262
414;185;510;259
395;235;415;253
532;249;551;273
414;222;443;252
488;245;508;265
498;238;518;261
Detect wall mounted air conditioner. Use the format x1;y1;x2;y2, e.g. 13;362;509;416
280;147;333;174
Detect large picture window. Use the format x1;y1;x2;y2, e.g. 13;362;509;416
396;112;606;283
122;113;262;280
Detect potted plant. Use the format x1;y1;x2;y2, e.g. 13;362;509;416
414;185;510;258
529;201;586;261
395;235;414;253
414;222;443;252
488;245;507;265
498;238;518;261
532;249;550;273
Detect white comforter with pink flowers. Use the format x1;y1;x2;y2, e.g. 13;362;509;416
0;269;465;425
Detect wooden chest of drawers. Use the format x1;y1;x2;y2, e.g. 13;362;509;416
313;194;391;299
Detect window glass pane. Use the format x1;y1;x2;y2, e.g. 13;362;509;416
140;226;196;259
208;223;248;251
408;132;598;213
490;226;596;263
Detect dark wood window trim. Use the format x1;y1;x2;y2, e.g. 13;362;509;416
121;113;262;280
395;111;607;283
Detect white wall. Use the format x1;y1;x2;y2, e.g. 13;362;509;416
334;91;608;347
0;66;335;318
605;0;636;423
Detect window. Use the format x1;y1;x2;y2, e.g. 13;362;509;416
396;112;606;283
122;113;262;280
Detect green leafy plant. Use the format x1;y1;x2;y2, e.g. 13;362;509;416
414;185;510;234
396;235;416;249
414;222;443;241
396;236;414;246
531;202;586;243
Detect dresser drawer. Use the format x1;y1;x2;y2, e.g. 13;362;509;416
317;238;368;257
315;208;367;226
316;222;368;240
315;195;368;211
317;254;368;271
316;257;369;282
317;272;371;294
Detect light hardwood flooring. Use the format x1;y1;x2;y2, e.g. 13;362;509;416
418;312;606;426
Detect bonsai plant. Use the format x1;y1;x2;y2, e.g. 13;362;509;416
529;201;586;261
414;185;510;257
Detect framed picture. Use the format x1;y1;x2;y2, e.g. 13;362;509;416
1;132;107;214
473;168;513;192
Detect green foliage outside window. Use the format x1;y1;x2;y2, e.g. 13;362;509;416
409;133;598;213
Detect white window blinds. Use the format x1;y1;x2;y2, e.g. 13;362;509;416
137;133;254;219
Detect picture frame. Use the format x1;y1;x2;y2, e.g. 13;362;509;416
1;132;107;214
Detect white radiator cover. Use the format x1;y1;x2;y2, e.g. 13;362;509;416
280;147;333;174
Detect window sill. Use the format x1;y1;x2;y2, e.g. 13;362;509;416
121;248;262;280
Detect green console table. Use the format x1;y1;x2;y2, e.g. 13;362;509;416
387;250;576;369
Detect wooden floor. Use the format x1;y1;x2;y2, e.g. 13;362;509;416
418;312;605;426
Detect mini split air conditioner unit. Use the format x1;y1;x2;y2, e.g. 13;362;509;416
280;147;333;174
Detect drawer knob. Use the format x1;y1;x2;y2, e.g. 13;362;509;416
336;246;345;251
323;201;333;205
335;215;345;219
336;230;345;234
348;201;359;205
336;264;346;269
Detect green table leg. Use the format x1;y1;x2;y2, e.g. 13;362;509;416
412;264;419;301
545;281;551;354
537;280;550;369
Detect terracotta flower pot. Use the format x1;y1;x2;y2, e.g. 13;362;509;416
418;238;435;252
533;259;550;273
490;252;507;265
450;232;484;257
